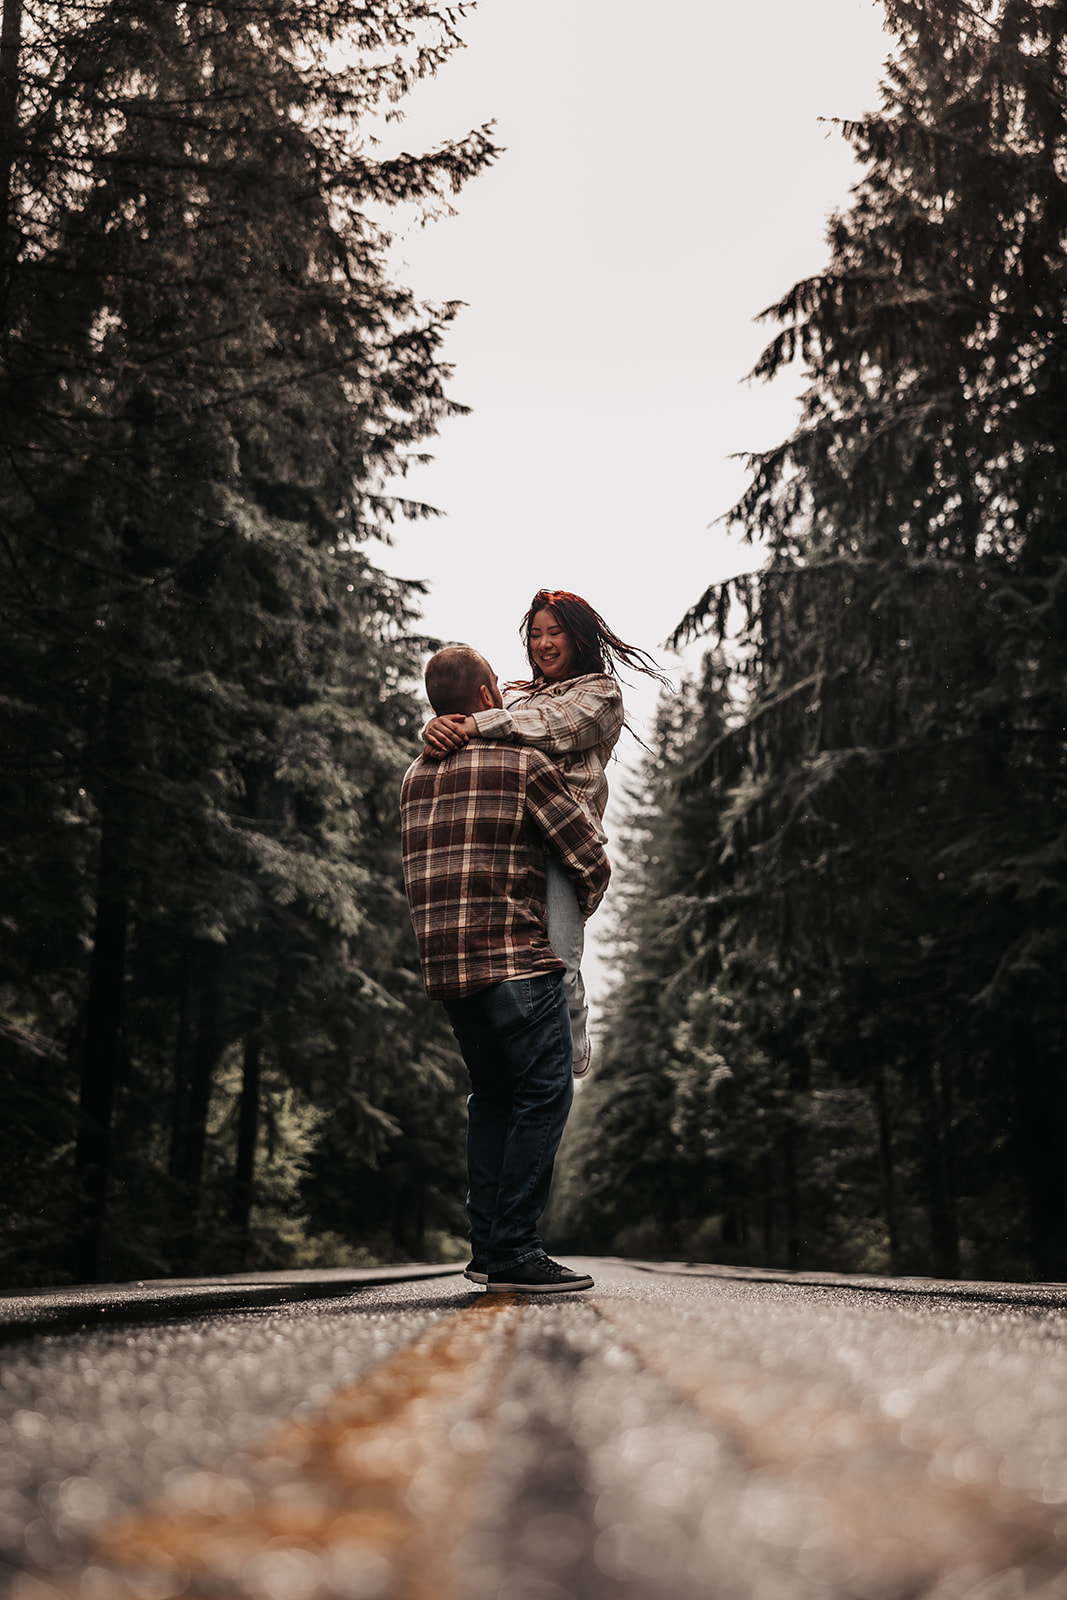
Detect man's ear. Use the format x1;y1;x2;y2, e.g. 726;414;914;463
477;683;494;710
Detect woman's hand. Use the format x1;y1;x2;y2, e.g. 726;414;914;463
423;714;474;758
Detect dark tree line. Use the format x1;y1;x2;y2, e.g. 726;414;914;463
557;0;1067;1282
0;0;496;1286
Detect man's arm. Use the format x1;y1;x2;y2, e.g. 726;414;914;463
523;753;610;918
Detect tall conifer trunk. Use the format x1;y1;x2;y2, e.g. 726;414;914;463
0;0;23;317
873;1063;901;1273
918;1055;959;1279
168;948;195;1181
1012;1029;1067;1281
72;776;129;1283
230;1024;263;1265
169;977;227;1272
783;1039;809;1270
185;1012;225;1194
760;1150;774;1267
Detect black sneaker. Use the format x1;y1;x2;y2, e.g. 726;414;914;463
487;1254;594;1293
463;1260;488;1284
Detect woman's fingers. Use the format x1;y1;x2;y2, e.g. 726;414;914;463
426;715;469;750
423;714;470;759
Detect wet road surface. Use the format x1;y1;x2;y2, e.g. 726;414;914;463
3;1260;1067;1598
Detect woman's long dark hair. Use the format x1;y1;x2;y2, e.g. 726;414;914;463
511;589;670;689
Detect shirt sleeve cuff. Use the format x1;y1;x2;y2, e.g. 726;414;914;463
471;707;515;739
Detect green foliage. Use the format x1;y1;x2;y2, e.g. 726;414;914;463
563;0;1067;1282
0;0;496;1285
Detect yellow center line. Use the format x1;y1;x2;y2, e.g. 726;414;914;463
78;1295;524;1600
592;1298;1067;1593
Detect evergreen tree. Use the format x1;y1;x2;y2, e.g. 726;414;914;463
673;0;1067;1279
556;668;740;1259
569;0;1067;1280
0;0;495;1283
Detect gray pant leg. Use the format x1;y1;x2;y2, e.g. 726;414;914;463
544;852;588;1052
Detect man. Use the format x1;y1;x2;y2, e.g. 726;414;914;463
400;646;610;1293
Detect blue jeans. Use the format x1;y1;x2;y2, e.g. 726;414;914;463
443;973;574;1272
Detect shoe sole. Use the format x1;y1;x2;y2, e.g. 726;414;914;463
486;1277;594;1293
463;1268;488;1284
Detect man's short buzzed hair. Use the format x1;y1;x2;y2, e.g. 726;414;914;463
424;647;493;716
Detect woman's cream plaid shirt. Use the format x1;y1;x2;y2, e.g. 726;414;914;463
470;672;624;843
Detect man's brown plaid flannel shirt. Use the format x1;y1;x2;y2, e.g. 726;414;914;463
400;743;610;1000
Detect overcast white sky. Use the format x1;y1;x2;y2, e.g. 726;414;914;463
374;0;892;1007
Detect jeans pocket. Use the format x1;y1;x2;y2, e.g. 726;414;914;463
484;976;531;1030
486;974;566;1037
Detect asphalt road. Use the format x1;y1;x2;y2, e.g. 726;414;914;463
3;1260;1067;1599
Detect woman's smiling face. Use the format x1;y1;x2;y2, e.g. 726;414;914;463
529;608;578;681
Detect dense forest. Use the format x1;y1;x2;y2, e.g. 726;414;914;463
556;0;1067;1284
4;0;1065;1291
0;0;496;1286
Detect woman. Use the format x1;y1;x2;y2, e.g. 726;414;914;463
424;588;666;1075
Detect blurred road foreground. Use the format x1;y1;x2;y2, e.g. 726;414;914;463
3;1258;1067;1599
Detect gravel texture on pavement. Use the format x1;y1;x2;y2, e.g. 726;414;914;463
3;1261;1067;1599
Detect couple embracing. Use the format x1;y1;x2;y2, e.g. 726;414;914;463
400;590;663;1294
